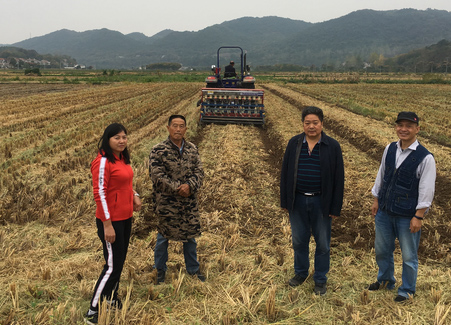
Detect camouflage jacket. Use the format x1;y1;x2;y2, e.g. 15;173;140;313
149;137;204;241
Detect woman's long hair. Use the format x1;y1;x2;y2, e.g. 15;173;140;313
97;123;131;164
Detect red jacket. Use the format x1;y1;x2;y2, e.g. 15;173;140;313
91;153;134;222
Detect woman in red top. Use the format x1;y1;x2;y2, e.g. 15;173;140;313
85;123;141;325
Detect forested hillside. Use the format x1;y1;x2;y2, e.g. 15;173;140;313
10;9;451;69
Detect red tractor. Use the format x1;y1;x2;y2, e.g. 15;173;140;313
198;46;265;125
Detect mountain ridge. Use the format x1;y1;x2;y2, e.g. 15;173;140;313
10;9;451;69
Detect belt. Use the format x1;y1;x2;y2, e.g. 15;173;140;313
298;192;321;196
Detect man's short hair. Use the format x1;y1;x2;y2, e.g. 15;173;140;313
230;61;234;65
168;114;186;125
302;106;324;122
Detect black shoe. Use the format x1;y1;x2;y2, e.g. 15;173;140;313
288;274;306;287
314;282;327;296
84;311;98;325
394;295;408;302
368;281;380;291
107;297;122;310
189;270;206;282
157;270;166;284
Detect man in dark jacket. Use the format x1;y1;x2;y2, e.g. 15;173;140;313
280;106;344;296
224;61;237;78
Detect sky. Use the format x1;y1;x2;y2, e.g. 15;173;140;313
1;0;451;45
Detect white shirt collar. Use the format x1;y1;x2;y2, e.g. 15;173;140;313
396;139;419;151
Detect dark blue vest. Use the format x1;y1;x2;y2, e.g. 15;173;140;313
378;142;430;217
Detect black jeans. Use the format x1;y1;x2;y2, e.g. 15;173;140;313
89;218;132;310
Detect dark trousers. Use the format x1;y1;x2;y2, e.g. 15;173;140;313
289;194;331;284
89;218;132;310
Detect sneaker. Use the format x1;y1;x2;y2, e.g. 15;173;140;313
189;270;206;282
84;311;98;325
288;274;306;287
157;270;166;284
314;282;327;296
367;281;380;291
394;295;408;302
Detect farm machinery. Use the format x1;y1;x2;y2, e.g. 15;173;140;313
198;46;265;125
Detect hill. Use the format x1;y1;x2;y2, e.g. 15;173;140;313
384;39;451;73
13;16;309;69
273;9;451;68
127;29;175;45
11;9;451;69
0;46;77;68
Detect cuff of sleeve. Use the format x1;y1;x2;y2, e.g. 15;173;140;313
172;181;182;194
416;202;431;211
187;181;195;193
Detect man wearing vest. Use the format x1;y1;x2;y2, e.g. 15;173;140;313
368;111;436;302
280;106;344;296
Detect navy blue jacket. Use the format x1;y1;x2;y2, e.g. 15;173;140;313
280;132;345;217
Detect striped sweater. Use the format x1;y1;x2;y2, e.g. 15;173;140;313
296;141;321;193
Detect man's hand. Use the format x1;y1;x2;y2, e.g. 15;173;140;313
371;198;379;217
410;217;422;233
410;208;426;233
177;184;191;197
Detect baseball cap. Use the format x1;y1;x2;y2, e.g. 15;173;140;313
395;111;419;124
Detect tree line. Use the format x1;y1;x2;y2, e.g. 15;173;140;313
0;47;77;69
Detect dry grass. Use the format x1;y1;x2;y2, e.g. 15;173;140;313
262;83;451;262
283;83;451;146
0;83;450;324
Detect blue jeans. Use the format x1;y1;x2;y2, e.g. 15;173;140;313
375;210;421;298
154;233;200;274
289;194;331;284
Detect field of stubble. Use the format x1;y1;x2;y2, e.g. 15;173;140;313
1;81;450;324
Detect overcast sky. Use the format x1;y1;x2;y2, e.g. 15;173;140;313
1;0;451;45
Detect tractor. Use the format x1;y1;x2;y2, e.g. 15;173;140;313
198;46;265;125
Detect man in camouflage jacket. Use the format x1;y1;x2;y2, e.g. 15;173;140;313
149;115;205;283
